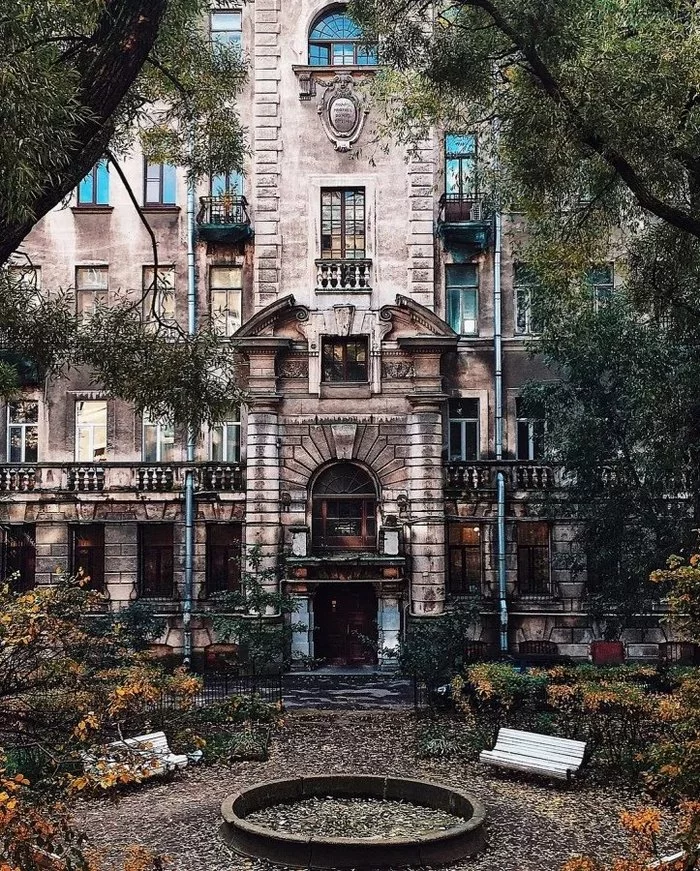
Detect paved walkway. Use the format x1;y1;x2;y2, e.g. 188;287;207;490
282;670;414;709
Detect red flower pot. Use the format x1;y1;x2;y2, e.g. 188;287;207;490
590;639;625;665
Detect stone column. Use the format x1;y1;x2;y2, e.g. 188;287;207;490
407;394;447;617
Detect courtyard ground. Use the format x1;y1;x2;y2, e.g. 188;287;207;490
78;706;675;871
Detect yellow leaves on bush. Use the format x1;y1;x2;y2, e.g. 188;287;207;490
620;807;661;839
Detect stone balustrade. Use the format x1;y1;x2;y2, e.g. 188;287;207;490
445;461;560;492
315;258;372;291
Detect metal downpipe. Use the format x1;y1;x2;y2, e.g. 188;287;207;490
493;208;508;654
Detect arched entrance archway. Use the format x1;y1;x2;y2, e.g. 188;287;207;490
314;583;378;666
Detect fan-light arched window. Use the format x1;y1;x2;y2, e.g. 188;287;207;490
312;463;377;552
309;8;378;66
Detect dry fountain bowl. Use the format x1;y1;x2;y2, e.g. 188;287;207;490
220;774;487;869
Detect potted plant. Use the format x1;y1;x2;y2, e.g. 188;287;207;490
590;619;625;665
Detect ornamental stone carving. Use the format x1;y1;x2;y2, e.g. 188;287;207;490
317;75;369;152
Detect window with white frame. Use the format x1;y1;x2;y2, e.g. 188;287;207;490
514;263;541;335
142;266;176;326
143;413;175;463
210;266;242;336
210;409;241;463
587;265;614;312
448;398;480;461
210;8;242;47
76;266;108;320
144;161;177;206
515;397;545;461
75;400;107;462
7;400;38;463
446;264;478;335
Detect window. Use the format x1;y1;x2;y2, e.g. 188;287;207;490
75;266;108;320
446;264;478;335
514;263;542;335
7;400;38;463
210;9;242;47
321;188;366;259
517;522;551;595
206;524;242;595
312;463;377;552
8;265;41;292
587;265;614;312
321;337;368;383
211;409;241;463
516;398;545;461
71;524;105;592
445;134;477;198
138;524;174;598
142;266;175;326
308;9;377;66
448;524;482;595
143;413;175;463
75;400;107;462
77;160;109;206
211;170;243;197
144;161;176;206
2;525;36;593
448;399;480;461
210;266;242;336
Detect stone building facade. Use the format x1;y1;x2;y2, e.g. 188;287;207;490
2;1;675;667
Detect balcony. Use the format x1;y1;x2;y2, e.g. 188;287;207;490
437;193;492;252
315;259;372;292
445;461;559;493
196;196;253;245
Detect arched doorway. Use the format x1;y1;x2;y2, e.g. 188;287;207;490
314;583;378;666
311;463;377;553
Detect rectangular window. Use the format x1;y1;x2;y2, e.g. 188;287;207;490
7;400;38;463
2;524;36;593
75;400;107;462
448;398;480;461
448;524;482;595
211;409;241;463
445;133;477;197
514;263;541;335
211;171;243;197
142;413;175;463
210;266;242;336
138;524;174;599
8;265;41;292
77;160;109;206
210;9;242;47
206;524;242;595
70;524;105;592
75;266;109;320
321;337;368;383
446;264;478;335
517;522;551;595
516;398;545;461
142;266;176;326
144;161;177;206
587;265;614;312
321;188;366;259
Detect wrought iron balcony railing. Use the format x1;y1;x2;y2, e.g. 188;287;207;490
316;258;372;291
197;195;250;226
439;192;488;224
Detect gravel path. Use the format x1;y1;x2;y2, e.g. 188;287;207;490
77;710;674;871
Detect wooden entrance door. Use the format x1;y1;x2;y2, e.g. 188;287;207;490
314;584;377;666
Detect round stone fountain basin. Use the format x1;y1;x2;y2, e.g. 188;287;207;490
220;774;487;869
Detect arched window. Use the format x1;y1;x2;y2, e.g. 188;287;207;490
312;463;377;552
308;8;378;67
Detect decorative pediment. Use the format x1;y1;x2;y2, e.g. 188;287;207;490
233;295;310;340
379;295;459;341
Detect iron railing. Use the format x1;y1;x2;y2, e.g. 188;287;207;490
197;195;250;226
439;192;488;223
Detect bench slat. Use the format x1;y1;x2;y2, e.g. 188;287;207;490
491;743;584;766
482;749;573;770
498;728;586;752
479;728;587;780
479;751;571;780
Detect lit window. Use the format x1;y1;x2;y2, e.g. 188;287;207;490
206;523;242;595
448;524;482;595
516;398;545;461
446;264;478;335
308;9;377;66
144;161;177;206
445;134;477;198
75;400;107;462
517;522;551;595
514;263;541;336
71;524;105;592
138;524;174;598
75;266;108;320
587;265;614;312
7;400;38;463
210;9;242;47
312;463;377;552
448;399;479;461
77;160;109;206
321;337;368;383
211;409;241;463
321;188;366;259
210;266;242;336
142;266;176;326
142;413;175;463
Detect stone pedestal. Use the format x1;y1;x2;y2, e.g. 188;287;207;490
290;593;314;664
377;594;401;669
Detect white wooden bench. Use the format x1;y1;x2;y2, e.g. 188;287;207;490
479;727;587;780
83;730;191;782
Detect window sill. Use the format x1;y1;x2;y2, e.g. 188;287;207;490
71;205;114;214
292;64;379;75
141;205;181;214
319;383;371;399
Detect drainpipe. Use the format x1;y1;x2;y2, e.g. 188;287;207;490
183;164;197;669
493;208;508;655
